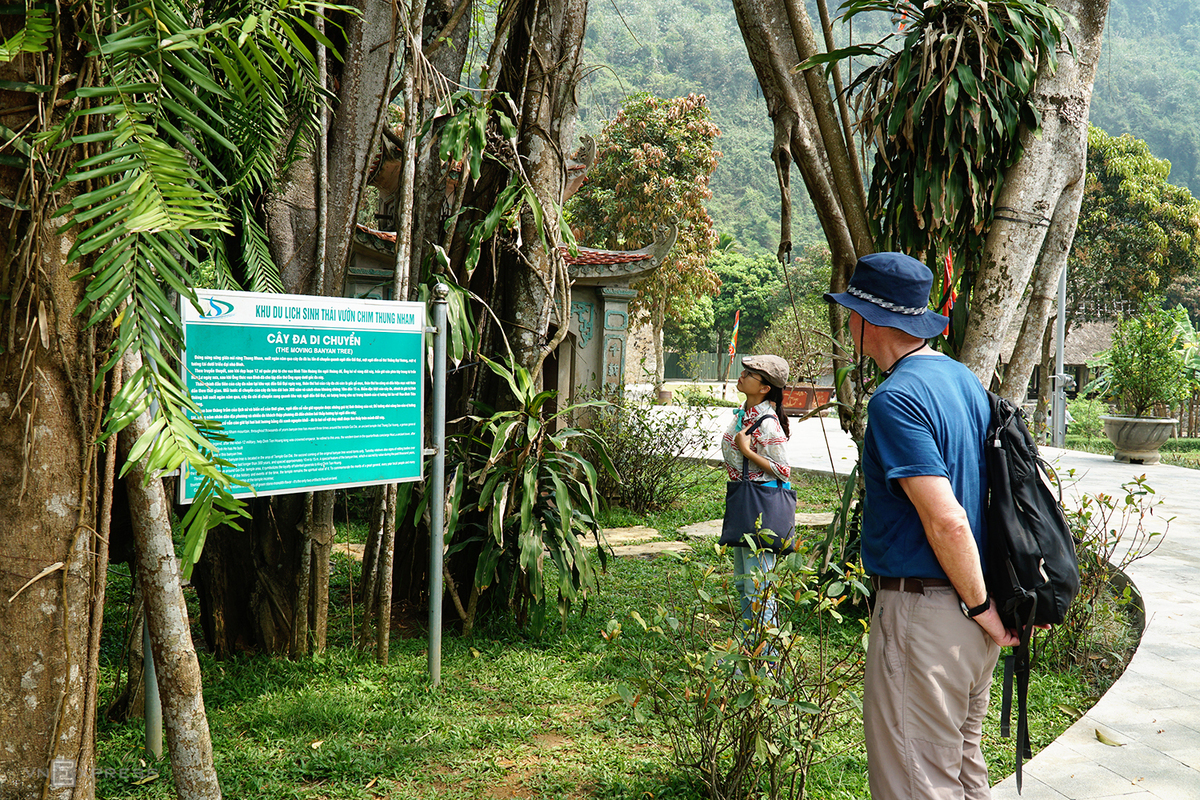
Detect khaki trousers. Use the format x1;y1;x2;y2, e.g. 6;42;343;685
864;584;1001;800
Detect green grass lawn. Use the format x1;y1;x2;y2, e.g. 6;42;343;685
94;468;1106;799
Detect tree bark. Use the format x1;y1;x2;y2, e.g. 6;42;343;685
76;357;122;796
732;0;867;434
293;494;313;658
1035;318;1056;435
310;491;335;653
391;0;423;301
1001;177;1086;404
375;485;398;664
0;293;96;800
782;0;871;256
731;0;866;271
0;32;98;787
120;350;221;799
958;0;1108;383
319;0;400;295
411;1;473;289
492;0;587;376
192;495;306;657
358;486;384;643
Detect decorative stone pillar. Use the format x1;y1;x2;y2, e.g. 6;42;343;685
599;287;637;395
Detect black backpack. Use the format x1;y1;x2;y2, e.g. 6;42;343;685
984;391;1080;792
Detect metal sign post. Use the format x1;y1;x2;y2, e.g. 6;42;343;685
1050;265;1068;448
428;285;448;687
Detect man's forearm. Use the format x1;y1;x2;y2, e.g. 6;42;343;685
926;519;988;607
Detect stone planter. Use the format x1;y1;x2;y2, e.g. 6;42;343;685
782;384;834;415
1101;415;1178;465
656;388;673;405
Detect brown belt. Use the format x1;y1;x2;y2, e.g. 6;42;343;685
870;575;952;594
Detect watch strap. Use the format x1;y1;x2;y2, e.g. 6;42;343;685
962;595;990;618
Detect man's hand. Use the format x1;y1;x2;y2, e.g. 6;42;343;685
974;598;1019;647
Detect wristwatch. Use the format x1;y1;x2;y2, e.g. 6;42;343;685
960;595;990;619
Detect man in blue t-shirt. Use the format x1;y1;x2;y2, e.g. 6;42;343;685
826;252;1018;800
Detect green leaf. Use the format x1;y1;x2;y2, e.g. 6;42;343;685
0;123;34;157
468;106;486;180
0;5;51;62
0;79;50;93
943;77;960;115
0;193;29;211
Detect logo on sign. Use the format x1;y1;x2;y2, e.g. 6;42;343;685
202;298;235;319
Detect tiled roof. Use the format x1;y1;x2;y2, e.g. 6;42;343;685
563;247;653;266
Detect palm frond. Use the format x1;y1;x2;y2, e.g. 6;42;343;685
0;5;52;63
239;200;285;294
49;0;349;572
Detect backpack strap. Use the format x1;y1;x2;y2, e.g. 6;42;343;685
1014;634;1034;792
1000;605;1038;793
739;413;778;481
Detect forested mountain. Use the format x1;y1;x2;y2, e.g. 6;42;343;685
579;0;1200;255
1090;1;1200;196
577;0;820;254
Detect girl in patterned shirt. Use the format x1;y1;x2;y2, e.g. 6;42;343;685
721;354;792;647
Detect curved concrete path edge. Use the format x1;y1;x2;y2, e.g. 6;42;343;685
992;448;1200;800
685;408;1200;798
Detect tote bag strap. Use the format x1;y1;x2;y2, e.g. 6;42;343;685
739;413;778;481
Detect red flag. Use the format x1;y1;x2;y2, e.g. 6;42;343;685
725;309;741;382
941;250;957;336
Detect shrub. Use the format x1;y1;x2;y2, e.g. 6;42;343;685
1066;396;1105;441
442;357;615;636
606;542;869;800
582;392;715;513
1039;474;1165;679
1090;302;1189;417
675;384;742;408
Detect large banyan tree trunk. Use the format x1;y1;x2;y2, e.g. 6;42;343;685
731;0;872;437
731;0;1109;414
959;0;1109;397
488;0;587;376
192;0;398;656
0;10;105;796
0;219;100;800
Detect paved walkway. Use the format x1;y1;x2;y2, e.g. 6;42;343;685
623;406;1200;798
993;446;1200;800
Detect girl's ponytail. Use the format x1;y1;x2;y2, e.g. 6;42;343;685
764;384;791;438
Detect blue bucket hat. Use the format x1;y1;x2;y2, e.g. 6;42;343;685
823;252;949;340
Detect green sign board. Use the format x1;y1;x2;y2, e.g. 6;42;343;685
179;290;425;503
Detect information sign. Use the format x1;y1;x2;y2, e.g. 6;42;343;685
179;290;425;503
